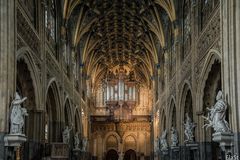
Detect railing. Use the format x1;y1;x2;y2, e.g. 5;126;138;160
90;115;151;122
51;143;69;159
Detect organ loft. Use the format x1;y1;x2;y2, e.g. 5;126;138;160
0;0;240;160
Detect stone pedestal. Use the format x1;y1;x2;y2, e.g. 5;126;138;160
51;143;69;159
170;146;180;160
160;149;169;160
185;143;199;160
4;134;27;147
186;142;198;150
4;134;27;160
161;148;168;155
212;132;234;155
73;148;81;152
72;148;81;160
81;151;87;160
171;146;180;152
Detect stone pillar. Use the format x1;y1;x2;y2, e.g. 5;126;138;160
0;0;16;159
93;138;97;159
221;0;240;156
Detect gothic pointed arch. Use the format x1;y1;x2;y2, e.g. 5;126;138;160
159;108;167;134
103;132;121;152
168;97;177;128
106;149;119;160
122;133;138;152
105;135;119;152
64;98;72;127
74;108;81;133
45;80;62;142
196;50;222;160
16;48;41;110
179;82;194;143
16;49;42;159
124;149;137;160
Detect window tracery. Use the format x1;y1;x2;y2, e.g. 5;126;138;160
45;0;56;42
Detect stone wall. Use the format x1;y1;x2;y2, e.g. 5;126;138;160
0;1;87;159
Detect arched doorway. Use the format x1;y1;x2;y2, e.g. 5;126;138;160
202;60;222;160
16;58;41;159
106;149;119;160
16;59;37;138
64;99;72;126
45;82;61;143
124;149;137;160
180;84;194;142
160;109;166;133
184;90;193;121
75;110;81;133
170;100;176;128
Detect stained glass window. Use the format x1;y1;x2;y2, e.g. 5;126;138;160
45;0;56;41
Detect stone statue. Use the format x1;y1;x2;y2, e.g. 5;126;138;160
183;113;196;142
10;92;28;134
81;137;88;151
202;90;231;133
171;127;178;147
160;130;168;150
62;125;72;144
74;132;80;149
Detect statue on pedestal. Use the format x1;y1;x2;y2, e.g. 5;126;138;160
62;125;72;144
171;127;178;147
81;137;88;152
74;132;80;149
10;92;28;134
160;130;168;150
202;90;231;133
183;113;196;142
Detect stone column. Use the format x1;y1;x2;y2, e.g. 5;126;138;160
221;0;240;156
0;0;16;159
93;138;97;159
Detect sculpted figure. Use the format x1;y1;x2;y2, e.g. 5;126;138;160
171;127;178;147
62;125;72;144
183;113;196;142
202;91;231;133
10;92;28;134
160;130;168;150
154;138;159;152
82;137;88;151
74;132;80;149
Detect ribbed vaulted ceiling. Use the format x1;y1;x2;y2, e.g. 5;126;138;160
63;0;176;87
